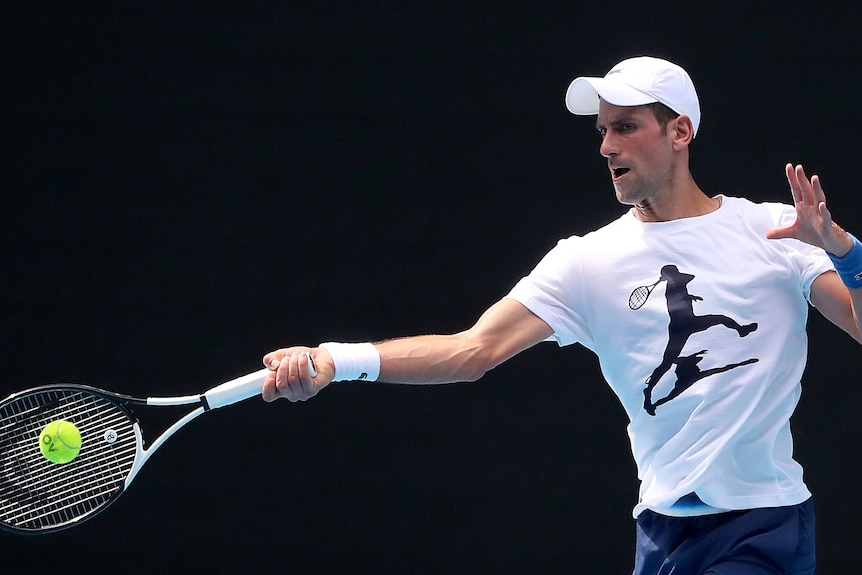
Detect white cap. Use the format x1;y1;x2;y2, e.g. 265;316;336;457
565;56;701;137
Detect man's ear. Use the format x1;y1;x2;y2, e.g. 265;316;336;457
670;115;695;150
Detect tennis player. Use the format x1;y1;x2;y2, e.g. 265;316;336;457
262;56;862;574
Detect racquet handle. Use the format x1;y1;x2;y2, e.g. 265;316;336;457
203;353;317;409
204;368;270;409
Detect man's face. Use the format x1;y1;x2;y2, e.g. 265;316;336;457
595;101;677;208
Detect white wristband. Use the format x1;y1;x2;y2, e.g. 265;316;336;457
319;342;381;382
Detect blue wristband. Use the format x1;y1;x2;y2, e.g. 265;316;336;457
827;233;862;289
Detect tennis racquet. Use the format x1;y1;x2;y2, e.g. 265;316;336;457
628;280;661;310
0;355;315;534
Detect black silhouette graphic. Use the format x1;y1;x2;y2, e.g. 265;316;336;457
634;265;759;415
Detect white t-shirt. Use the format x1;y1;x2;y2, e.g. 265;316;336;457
506;196;834;518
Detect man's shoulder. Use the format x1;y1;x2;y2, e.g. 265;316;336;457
721;196;795;226
722;195;792;213
584;210;636;237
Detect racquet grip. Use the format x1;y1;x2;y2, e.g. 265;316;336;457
204;368;270;409
203;353;317;409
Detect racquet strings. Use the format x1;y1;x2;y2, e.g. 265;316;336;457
0;388;137;532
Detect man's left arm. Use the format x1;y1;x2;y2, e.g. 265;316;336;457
809;272;862;343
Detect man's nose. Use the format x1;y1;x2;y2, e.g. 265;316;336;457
600;131;618;158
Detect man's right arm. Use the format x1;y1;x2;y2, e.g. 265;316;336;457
261;298;553;402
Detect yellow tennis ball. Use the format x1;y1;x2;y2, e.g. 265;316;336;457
39;420;82;464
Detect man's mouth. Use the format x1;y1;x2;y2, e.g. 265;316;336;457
611;167;630;179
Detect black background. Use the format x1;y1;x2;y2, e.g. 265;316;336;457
3;3;862;573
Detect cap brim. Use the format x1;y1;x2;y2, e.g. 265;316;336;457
565;77;657;115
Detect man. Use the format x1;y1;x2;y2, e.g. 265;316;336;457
261;57;862;573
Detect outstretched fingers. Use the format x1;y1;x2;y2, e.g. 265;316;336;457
771;163;848;253
788;163;830;216
769;164;823;243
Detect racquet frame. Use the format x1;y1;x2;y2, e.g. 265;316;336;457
0;362;309;534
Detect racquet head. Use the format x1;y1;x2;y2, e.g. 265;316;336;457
0;385;141;534
0;365;285;534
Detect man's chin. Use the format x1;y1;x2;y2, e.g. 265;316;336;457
614;188;640;207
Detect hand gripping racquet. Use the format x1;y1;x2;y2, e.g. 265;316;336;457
0;355;315;534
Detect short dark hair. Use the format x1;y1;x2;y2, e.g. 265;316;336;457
647;102;680;134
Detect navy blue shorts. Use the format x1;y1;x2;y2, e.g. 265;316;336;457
634;498;816;574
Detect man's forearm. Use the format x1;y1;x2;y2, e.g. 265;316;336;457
374;333;492;384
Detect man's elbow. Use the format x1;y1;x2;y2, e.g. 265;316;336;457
456;343;508;383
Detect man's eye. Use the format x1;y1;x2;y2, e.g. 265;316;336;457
597;128;607;137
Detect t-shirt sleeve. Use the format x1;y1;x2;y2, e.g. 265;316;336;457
505;236;592;347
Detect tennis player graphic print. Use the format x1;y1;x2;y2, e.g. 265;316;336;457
631;264;759;416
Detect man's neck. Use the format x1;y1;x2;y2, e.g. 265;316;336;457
632;181;719;223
